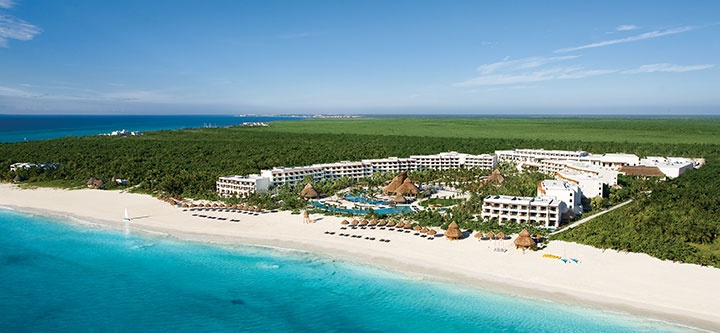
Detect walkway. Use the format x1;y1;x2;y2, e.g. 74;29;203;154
550;199;633;236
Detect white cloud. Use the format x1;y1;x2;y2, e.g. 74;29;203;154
624;63;715;74
475;55;580;74
454;56;614;87
0;0;14;9
616;24;639;31
0;12;41;47
0;85;33;97
555;26;693;53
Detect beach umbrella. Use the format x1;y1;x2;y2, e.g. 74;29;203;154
514;229;536;251
351;220;359;225
474;232;484;239
388;221;396;227
378;220;387;226
403;223;413;229
369;219;378;226
485;231;495;239
444;221;463;240
413;225;422;231
497;232;506;240
341;220;350;225
360;220;368;226
421;227;429;233
427;229;437;236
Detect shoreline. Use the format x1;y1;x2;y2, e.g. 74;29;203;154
2;184;719;331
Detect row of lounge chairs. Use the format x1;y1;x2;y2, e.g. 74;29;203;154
323;231;391;242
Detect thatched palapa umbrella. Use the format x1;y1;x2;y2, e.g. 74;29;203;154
421;227;429;233
474;232;484;239
351;220;359;226
444;221;463;240
393;193;406;204
341;220;350;225
388;221;396;227
496;232;506;240
403;223;413;229
485;231;495;239
413;225;422;231
299;183;319;198
427;229;437;237
378;220;387;226
514;229;536;251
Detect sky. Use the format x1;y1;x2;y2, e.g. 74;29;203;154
0;0;718;115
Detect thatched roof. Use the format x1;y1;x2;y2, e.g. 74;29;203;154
514;228;536;249
496;232;506;239
388;221;396;227
427;229;437;236
395;178;420;195
444;221;463;240
383;171;408;193
474;232;484;238
485;231;495;239
413;225;422;231
619;166;665;178
341;220;350;225
393;193;406;203
299;183;319;198
486;169;505;184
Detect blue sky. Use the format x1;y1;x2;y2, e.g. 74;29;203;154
0;0;718;115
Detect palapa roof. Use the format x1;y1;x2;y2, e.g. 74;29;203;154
485;231;495;239
299;183;319;198
341;220;350;225
486;169;505;184
427;229;437;235
514;229;536;249
393;193;406;203
444;221;463;240
618;166;665;178
383;171;408;193
395;178;420;195
496;232;506;239
474;232;484;238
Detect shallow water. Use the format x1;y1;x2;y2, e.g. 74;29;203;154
0;210;696;332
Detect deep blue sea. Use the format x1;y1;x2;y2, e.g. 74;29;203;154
0;209;695;332
0;115;304;142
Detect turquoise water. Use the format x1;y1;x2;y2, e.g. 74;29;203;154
311;200;414;215
0;115;303;142
0;209;695;332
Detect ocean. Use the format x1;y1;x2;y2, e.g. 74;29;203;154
0;114;304;142
0;209;695;332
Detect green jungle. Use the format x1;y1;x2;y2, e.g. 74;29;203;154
1;117;719;267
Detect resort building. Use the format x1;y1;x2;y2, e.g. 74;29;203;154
537;180;583;215
495;149;589;164
555;170;606;199
217;151;497;196
481;195;565;228
410;151;496;170
639;157;694;179
9;162;60;172
216;174;272;196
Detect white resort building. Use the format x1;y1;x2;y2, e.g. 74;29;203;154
217;151;497;196
481;195;565;228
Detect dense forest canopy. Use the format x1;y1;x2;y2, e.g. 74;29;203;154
1;117;719;267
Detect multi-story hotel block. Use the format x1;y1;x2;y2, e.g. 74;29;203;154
217;151;497;196
481;195;564;228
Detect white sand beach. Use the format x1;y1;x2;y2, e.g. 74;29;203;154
1;184;719;331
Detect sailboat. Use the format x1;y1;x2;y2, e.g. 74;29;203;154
124;208;131;221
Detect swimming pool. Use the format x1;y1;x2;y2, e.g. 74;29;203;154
311;201;414;215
